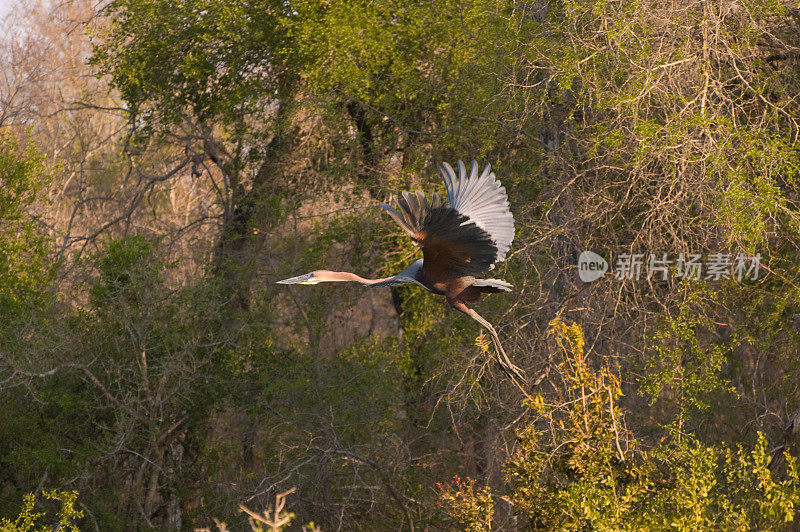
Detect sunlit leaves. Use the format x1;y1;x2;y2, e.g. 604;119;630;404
501;320;799;531
0;132;52;312
92;0;288;129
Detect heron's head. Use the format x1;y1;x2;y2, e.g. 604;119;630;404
276;271;322;285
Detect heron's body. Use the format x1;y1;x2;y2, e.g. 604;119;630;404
418;272;500;302
278;159;525;386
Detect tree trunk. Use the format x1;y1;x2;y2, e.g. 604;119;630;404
212;129;292;314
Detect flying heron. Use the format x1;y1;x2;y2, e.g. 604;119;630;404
277;160;525;387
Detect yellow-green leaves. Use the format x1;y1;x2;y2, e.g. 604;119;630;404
0;132;52;312
0;490;83;532
501;319;799;531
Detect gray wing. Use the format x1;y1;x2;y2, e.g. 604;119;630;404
440;160;515;267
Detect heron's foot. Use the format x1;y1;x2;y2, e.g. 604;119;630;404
498;355;527;386
483;344;528;395
490;337;527;384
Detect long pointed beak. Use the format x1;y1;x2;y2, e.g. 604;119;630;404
276;272;316;285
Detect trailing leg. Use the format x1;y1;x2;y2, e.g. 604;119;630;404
449;300;528;394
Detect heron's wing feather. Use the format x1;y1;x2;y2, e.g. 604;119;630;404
381;191;496;277
379;202;415;236
380;191;431;238
440;160;515;267
417;207;497;277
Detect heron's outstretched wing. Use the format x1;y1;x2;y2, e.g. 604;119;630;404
440;160;514;267
380;190;498;277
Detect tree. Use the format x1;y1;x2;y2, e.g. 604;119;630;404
92;0;296;313
0;131;52;313
0;490;83;532
1;0;800;528
441;320;800;530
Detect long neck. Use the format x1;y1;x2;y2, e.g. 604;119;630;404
319;270;411;287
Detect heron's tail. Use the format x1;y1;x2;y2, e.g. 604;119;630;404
471;278;513;292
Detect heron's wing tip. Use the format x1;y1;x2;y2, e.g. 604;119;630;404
441;158;515;266
380;199;424;237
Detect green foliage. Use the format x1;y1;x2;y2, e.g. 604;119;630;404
0;132;52;312
88;234;163;306
510;0;800;252
641;434;799;531
506;319;631;529
286;0;524;160
0;134;66;520
714;129;799;249
641;286;737;430
91;0;288;129
0;491;83;532
0;235;232;528
437;476;494;531
499;320;799;531
10;0;800;528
